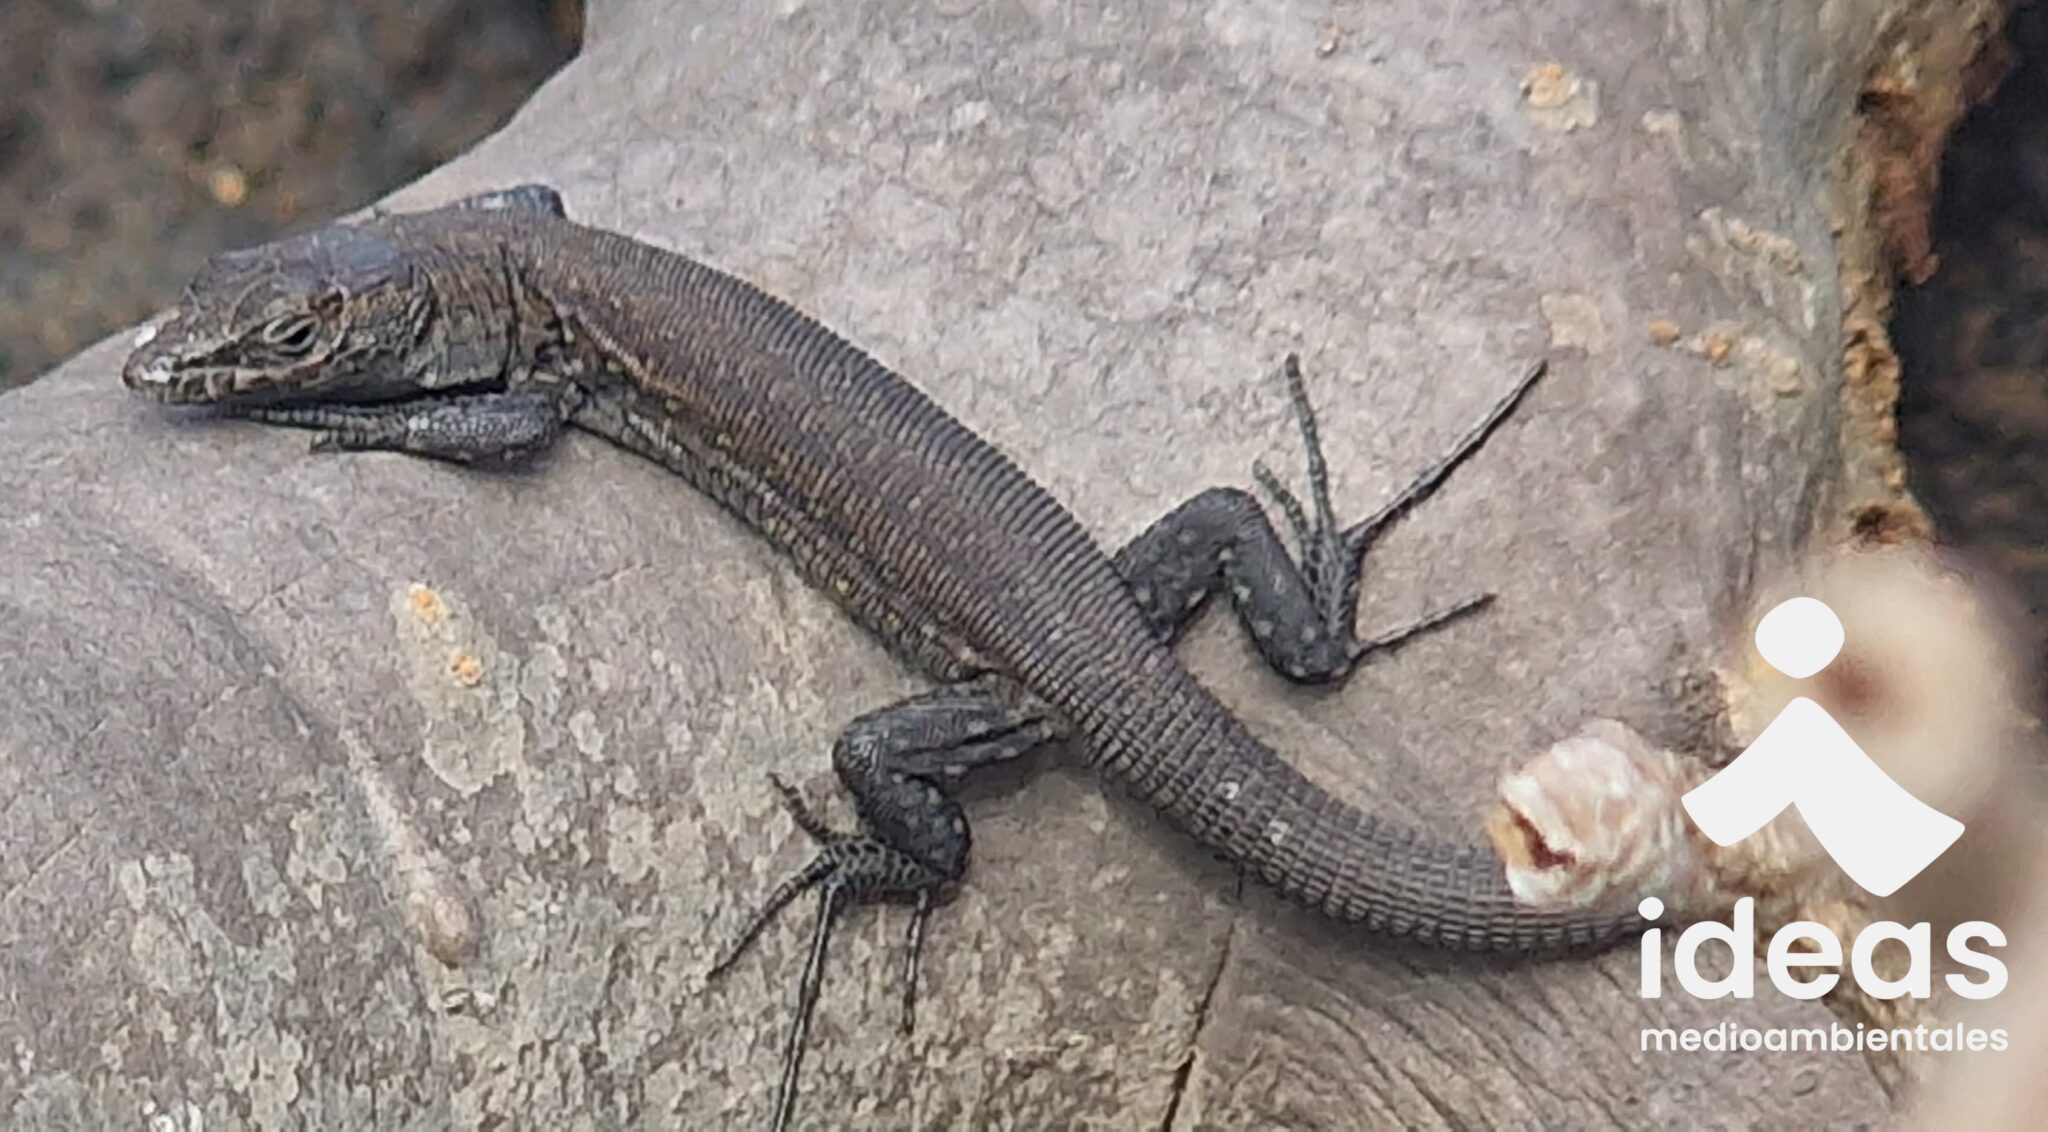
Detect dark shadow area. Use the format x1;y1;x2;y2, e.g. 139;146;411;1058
1893;1;2048;695
0;0;582;390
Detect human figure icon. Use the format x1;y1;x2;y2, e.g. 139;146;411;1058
1680;596;1963;897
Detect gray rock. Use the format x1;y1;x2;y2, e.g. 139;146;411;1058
0;0;1910;1126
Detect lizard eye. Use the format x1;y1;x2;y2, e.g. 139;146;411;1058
260;315;319;358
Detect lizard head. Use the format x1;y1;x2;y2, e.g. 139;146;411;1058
123;222;437;406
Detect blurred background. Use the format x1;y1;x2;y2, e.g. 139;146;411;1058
0;0;580;390
1893;3;2048;706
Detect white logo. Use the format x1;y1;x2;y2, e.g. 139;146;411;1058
1679;596;1963;897
1641;597;2004;1023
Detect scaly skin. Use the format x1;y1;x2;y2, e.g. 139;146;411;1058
125;184;1639;1128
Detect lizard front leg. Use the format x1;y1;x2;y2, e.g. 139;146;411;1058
233;387;578;464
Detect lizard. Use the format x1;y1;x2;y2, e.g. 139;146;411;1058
123;183;1641;1129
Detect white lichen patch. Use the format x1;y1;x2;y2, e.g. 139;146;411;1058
285;806;349;910
1540;291;1609;354
240;851;290;919
567;707;607;759
1489;719;1704;911
116;858;149;911
1640;108;1692;165
604;804;658;885
128;914;199;997
141;1096;205;1132
116;851;308;1127
435;875;631;1127
612;762;642;800
1690;208;1822;331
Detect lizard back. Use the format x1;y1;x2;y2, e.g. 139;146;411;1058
460;207;1632;951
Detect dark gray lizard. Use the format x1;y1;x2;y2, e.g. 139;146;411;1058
124;184;1638;1129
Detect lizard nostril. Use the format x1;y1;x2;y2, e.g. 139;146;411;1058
120;354;175;391
121;312;186;392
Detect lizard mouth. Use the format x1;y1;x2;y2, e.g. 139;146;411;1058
120;354;237;404
122;363;321;406
120;313;223;403
121;316;316;406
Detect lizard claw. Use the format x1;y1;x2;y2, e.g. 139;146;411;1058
707;778;954;1131
1260;356;1547;662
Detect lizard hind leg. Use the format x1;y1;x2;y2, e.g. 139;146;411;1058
829;681;1070;889
1115;354;1547;684
714;685;1056;1038
1327;356;1549;567
1251;353;1549;672
775;879;848;1132
712;680;1064;1122
814;683;1064;1037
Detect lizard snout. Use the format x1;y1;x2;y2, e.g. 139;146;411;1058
121;351;177;394
120;312;207;401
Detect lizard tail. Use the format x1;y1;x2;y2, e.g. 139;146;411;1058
1092;673;1645;953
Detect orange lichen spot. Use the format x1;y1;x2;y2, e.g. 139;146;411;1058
449;650;484;687
1522;63;1577;109
208;165;249;207
1646;319;1682;345
408;583;448;626
1702;333;1734;364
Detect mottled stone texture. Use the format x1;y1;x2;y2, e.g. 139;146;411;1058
0;0;1942;1126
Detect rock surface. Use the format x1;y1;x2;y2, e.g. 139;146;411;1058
0;0;1930;1126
